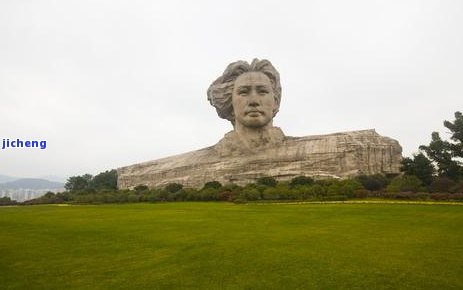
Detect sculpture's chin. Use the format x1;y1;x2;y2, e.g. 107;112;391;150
244;122;267;128
241;116;271;128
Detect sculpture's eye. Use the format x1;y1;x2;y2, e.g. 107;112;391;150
238;89;249;96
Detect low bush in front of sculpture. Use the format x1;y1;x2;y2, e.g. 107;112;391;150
21;174;463;205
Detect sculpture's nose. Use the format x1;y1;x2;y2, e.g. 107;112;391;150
248;89;260;107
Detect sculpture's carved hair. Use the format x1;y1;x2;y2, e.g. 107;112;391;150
207;58;281;126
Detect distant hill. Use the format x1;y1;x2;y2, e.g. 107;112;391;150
39;175;67;183
0;174;19;183
0;178;64;190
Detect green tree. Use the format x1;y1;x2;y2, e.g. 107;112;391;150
420;132;461;180
0;196;17;205
92;169;117;190
164;183;183;193
289;176;314;188
429;177;456;193
203;181;222;190
44;191;55;198
256;176;277;187
444;111;463;158
400;153;435;185
355;174;389;191
134;184;149;192
65;174;93;192
386;175;425;193
419;112;463;180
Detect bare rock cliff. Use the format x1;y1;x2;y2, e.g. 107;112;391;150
117;129;402;189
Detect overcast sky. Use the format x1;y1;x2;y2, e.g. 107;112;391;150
1;0;462;180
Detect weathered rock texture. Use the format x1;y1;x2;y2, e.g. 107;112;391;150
118;59;403;189
117;129;402;189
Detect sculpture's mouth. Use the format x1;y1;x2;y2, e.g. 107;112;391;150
246;109;263;116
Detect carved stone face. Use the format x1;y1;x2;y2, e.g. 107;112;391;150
232;72;277;128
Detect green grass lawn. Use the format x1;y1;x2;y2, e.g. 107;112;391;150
1;202;462;290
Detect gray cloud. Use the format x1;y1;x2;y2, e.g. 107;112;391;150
1;0;462;179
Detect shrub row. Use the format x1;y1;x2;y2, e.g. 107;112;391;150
19;175;463;205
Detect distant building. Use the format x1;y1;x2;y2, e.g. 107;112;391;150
0;188;64;202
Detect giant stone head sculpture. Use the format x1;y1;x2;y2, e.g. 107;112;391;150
207;59;282;128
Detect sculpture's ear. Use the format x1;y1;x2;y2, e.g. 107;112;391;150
272;98;280;116
230;110;236;127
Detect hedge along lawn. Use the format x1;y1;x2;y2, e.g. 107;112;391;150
1;203;462;290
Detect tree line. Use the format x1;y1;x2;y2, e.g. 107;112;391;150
21;173;463;206
400;111;463;192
